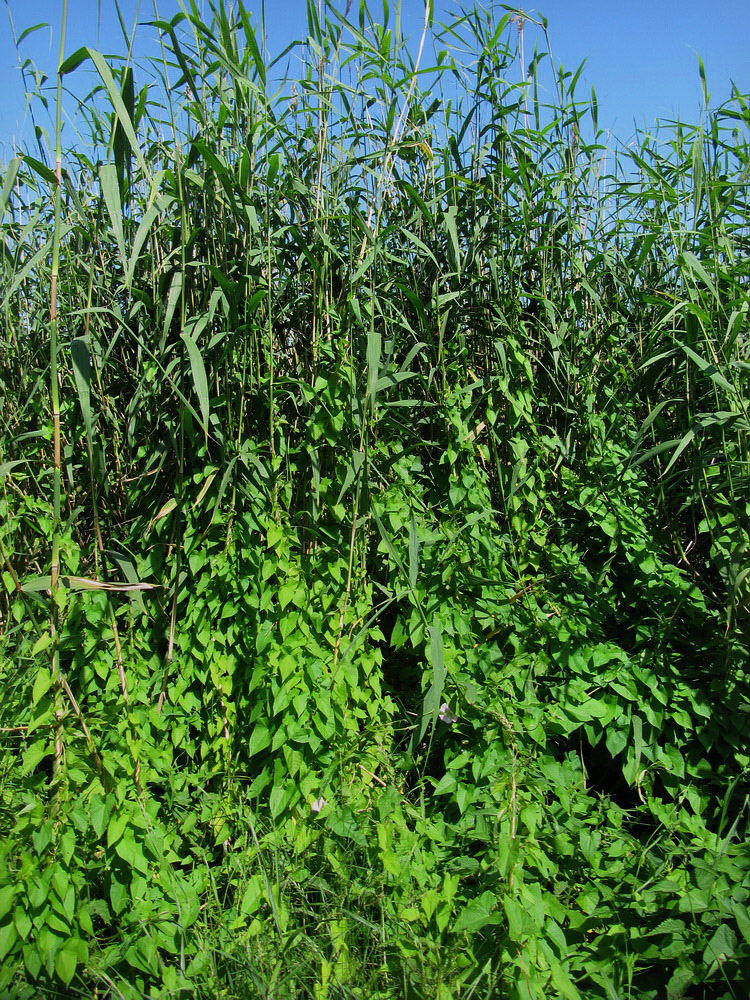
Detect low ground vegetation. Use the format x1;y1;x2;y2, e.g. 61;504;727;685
0;1;748;997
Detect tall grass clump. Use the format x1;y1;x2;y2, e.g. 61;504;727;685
0;2;748;997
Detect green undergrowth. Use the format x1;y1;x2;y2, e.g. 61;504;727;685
0;1;749;997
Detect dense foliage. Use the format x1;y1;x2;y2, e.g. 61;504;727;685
1;1;749;997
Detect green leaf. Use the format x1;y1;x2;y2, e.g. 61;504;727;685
397;179;435;229
78;905;94;937
269;782;293;819
408;513;419;591
125;201;161;288
381;850;402;878
99;163;126;268
90;797;109;839
0;887;15;920
240;875;263;916
31;632;52;660
366;328;382;408
703;923;736;967
278;581;296;610
677;339;735;395
681;250;719;303
0;157;21;225
454;891;499;933
22;739;50;775
0;920;18;961
114;832;149;874
443;205;460;276
731;900;750;945
87;49;150;178
239;10;266;83
505;894;536;940
181;330;210;433
267;152;279;186
336;450;365;506
23;942;42;978
113;67;135;205
417;625;446;746
632;714;643;776
247;725;271;757
59;46;91;75
662;426;696;476
54;941;78;985
0;460;25;484
550;964;580;999
20;154;58;187
71;337;93;442
107;810;128;848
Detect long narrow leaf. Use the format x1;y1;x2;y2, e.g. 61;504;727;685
181;330;210;432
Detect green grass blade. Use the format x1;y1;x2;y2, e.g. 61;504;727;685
87;48;150;179
181;329;210;433
71;337;93;442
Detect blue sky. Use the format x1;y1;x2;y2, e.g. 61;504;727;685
1;0;748;160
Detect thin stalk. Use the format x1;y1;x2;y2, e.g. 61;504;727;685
49;0;69;792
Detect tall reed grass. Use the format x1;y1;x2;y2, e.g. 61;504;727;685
0;2;748;997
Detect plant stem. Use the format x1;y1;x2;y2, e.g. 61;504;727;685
49;0;68;794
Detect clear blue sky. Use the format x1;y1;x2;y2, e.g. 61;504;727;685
1;0;748;161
